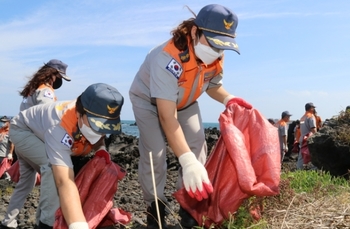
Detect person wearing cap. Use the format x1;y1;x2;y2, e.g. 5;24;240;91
1;60;72;229
2;83;123;229
346;106;350;112
19;59;71;111
297;102;317;170
0;116;14;169
313;110;322;131
129;4;252;228
268;118;276;125
274;111;292;163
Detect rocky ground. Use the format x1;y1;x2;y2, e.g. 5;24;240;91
0;128;223;229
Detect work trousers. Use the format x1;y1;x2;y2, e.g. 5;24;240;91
132;101;207;207
2;126;59;227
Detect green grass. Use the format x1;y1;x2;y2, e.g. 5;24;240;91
195;169;350;229
281;170;350;194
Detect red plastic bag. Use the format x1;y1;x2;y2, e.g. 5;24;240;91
6;160;41;185
0;158;12;177
292;141;299;153
174;103;281;228
54;155;131;229
6;160;19;181
98;207;132;228
301;133;312;164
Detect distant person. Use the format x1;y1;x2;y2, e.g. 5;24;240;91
268;118;275;125
3;83;124;229
346;106;350;113
129;4;252;228
1;59;71;229
286;120;297;159
274;111;292;163
19;59;71;111
314;110;322;131
297;102;317;170
294;120;301;143
0;116;14;180
322;118;330;127
289;119;301;159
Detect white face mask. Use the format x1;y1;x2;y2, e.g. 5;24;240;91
194;38;223;65
79;121;102;144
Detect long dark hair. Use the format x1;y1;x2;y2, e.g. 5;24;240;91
20;66;60;97
171;6;203;51
75;95;86;117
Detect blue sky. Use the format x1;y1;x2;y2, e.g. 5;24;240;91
1;0;350;122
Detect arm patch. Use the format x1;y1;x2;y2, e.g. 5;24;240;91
61;133;73;148
166;58;183;79
44;89;54;99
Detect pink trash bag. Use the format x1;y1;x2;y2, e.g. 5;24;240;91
301;133;313;164
54;153;131;229
0;158;12;178
6;160;41;185
174;103;281;228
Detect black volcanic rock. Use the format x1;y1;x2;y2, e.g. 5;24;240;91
308;112;350;178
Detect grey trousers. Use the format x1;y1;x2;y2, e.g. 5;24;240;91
296;143;304;170
2;126;59;227
132;101;207;206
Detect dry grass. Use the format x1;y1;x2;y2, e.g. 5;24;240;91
263;186;350;228
243;169;350;229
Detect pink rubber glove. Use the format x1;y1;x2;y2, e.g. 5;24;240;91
226;97;252;109
179;152;213;201
95;149;111;164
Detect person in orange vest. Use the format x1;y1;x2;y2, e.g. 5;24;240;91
294;120;301;143
4;83;123;229
0;116;14;177
313;110;322;131
129;4;252;229
274;111;292;163
297;102;317;169
268;118;275;125
1;59;71;229
288;119;301;160
19;59;71;111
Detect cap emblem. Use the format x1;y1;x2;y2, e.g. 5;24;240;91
223;19;234;30
107;105;118;114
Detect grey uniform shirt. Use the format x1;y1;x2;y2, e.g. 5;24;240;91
0;131;11;158
299;113;316;144
20;85;56;111
129;40;223;110
11;100;76;168
277;123;288;150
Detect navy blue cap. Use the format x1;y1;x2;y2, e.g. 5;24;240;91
194;4;240;54
281;111;292;118
305;102;316;111
81;83;124;134
45;59;71;81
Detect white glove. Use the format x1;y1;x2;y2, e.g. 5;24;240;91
223;94;235;106
69;222;89;229
7;153;13;160
178;152;213;201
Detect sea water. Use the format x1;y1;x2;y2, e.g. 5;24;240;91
121;120;219;138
